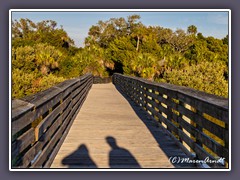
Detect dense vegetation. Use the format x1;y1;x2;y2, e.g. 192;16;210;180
12;15;228;99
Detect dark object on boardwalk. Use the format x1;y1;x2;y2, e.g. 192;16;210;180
106;136;141;168
62;145;97;168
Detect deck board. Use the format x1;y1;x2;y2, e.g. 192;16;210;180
51;83;196;168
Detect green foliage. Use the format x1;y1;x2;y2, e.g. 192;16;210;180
156;61;228;97
36;74;66;92
187;25;198;35
59;45;111;78
12;18;74;49
12;69;65;99
12;69;39;98
12;16;229;99
131;53;160;80
11;19;70;99
85;15;229;97
12;43;65;75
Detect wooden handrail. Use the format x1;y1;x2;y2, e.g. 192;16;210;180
113;73;229;168
93;76;112;84
11;73;93;168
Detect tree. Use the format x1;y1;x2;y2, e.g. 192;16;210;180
127;14;141;34
187;25;198;35
131;53;160;80
168;29;194;53
157;61;228;97
12;18;74;49
12;43;65;75
222;35;228;45
12;16;229;99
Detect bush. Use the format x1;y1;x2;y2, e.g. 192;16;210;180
156;61;228;97
12;69;65;99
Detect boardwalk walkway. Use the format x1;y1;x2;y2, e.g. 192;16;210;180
51;83;195;168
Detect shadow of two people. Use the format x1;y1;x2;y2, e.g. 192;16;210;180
62;136;141;168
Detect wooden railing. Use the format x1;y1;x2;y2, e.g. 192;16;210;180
113;73;229;168
93;76;112;84
11;74;93;168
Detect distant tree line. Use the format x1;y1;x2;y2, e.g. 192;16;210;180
12;15;228;98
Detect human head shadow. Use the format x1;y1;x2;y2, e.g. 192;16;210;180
62;144;97;168
113;84;196;168
106;136;141;168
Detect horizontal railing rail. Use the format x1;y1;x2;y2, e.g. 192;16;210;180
93;76;112;84
113;73;229;168
11;73;93;168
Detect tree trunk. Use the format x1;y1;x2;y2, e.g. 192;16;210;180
136;36;140;52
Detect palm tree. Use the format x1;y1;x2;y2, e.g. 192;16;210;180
187;25;198;35
131;53;160;80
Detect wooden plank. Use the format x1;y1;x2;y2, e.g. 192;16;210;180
178;117;229;161
194;144;226;168
54;78;79;99
156;121;196;159
31;105;74;168
62;94;72;111
149;97;172;118
43;105;76;168
71;91;87;116
156;85;178;99
22;87;62;109
178;129;225;167
14;140;42;168
17;114;63;167
51;83;195;168
145;103;158;117
62;102;72;123
72;87;87;107
153;107;179;135
12;128;35;160
22;87;62;121
71;79;89;97
177;105;227;140
177;92;228;123
12;99;35;136
70;80;81;93
129;73;228;116
177;130;195;151
22;88;84;167
12;99;35;121
35;104;62;141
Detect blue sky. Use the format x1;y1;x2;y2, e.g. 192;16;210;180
11;11;229;47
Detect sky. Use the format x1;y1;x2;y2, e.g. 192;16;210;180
11;10;229;47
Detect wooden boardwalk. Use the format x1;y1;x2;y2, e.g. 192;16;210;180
51;83;195;168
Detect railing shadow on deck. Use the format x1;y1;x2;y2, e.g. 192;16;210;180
114;85;196;168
